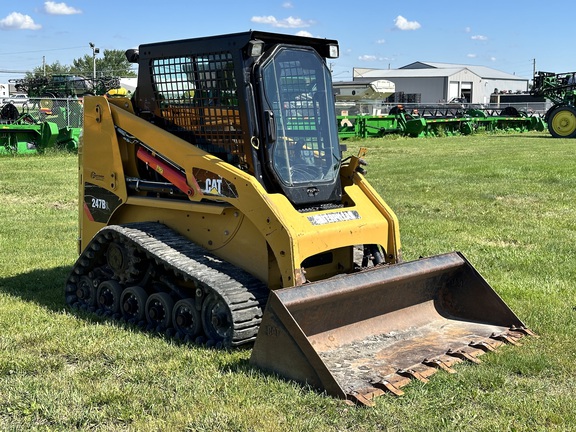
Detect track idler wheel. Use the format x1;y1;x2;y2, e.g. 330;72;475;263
201;292;233;347
145;292;175;331
75;275;97;309
172;298;202;342
120;286;148;323
96;280;122;315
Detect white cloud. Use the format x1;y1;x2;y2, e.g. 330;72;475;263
467;53;477;58
282;1;293;8
44;1;82;15
394;15;421;31
0;12;41;30
471;35;488;41
376;39;386;44
296;30;313;37
358;55;378;62
251;15;313;28
490;56;497;62
465;26;471;33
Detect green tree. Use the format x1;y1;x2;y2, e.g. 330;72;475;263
25;50;136;80
17;49;136;97
25;61;71;79
71;49;136;78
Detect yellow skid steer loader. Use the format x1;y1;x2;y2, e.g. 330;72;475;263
66;31;533;405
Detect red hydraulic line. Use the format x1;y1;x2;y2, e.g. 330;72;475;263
136;147;196;197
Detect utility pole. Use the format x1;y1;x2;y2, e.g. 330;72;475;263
89;42;100;86
530;58;536;91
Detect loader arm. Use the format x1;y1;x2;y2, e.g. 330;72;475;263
81;96;401;288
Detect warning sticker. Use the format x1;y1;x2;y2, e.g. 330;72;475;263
307;210;361;226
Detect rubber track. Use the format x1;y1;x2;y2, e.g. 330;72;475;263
66;222;269;347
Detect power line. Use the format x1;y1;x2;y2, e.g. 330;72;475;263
0;46;86;56
0;69;28;74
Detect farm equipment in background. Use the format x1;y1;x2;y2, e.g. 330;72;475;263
0;74;100;154
337;105;546;139
0;104;58;154
0;97;83;154
10;74;120;99
0;116;79;155
531;70;576;137
65;31;533;406
332;80;546;140
333;79;396;104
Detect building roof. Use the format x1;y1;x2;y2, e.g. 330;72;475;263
400;61;528;81
354;67;474;79
354;62;528;82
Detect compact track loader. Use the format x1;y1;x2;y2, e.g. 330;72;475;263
66;31;533;405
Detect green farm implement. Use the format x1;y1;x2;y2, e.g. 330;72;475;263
11;74;120;99
0;97;82;154
337;107;545;140
1;73;120;154
0;118;58;155
532;70;576;138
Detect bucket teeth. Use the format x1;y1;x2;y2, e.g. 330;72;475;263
510;326;538;337
340;327;536;406
347;390;381;407
446;348;482;364
469;339;500;352
491;331;522;346
397;368;430;383
423;358;457;374
370;379;405;396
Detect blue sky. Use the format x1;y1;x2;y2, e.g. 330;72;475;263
1;1;574;83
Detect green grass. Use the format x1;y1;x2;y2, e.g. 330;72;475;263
1;132;575;431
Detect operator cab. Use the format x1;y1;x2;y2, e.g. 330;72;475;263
129;31;343;209
255;44;343;207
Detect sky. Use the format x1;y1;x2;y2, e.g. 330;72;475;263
1;0;575;84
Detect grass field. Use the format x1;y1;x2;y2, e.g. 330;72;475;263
1;132;575;431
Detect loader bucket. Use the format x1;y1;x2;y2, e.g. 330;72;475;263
250;252;533;406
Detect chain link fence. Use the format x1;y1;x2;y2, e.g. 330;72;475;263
1;97;84;128
24;97;83;128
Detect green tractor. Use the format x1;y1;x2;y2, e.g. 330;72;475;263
12;74;120;99
532;71;576;138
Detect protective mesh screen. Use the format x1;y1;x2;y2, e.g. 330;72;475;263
151;53;250;170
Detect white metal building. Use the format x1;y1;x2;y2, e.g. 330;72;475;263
353;62;529;105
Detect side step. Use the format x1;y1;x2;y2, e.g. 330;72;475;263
250;252;534;406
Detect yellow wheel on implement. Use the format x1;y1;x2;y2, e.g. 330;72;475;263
548;106;576;138
40;98;53;110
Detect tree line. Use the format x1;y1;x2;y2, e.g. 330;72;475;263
27;49;137;79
